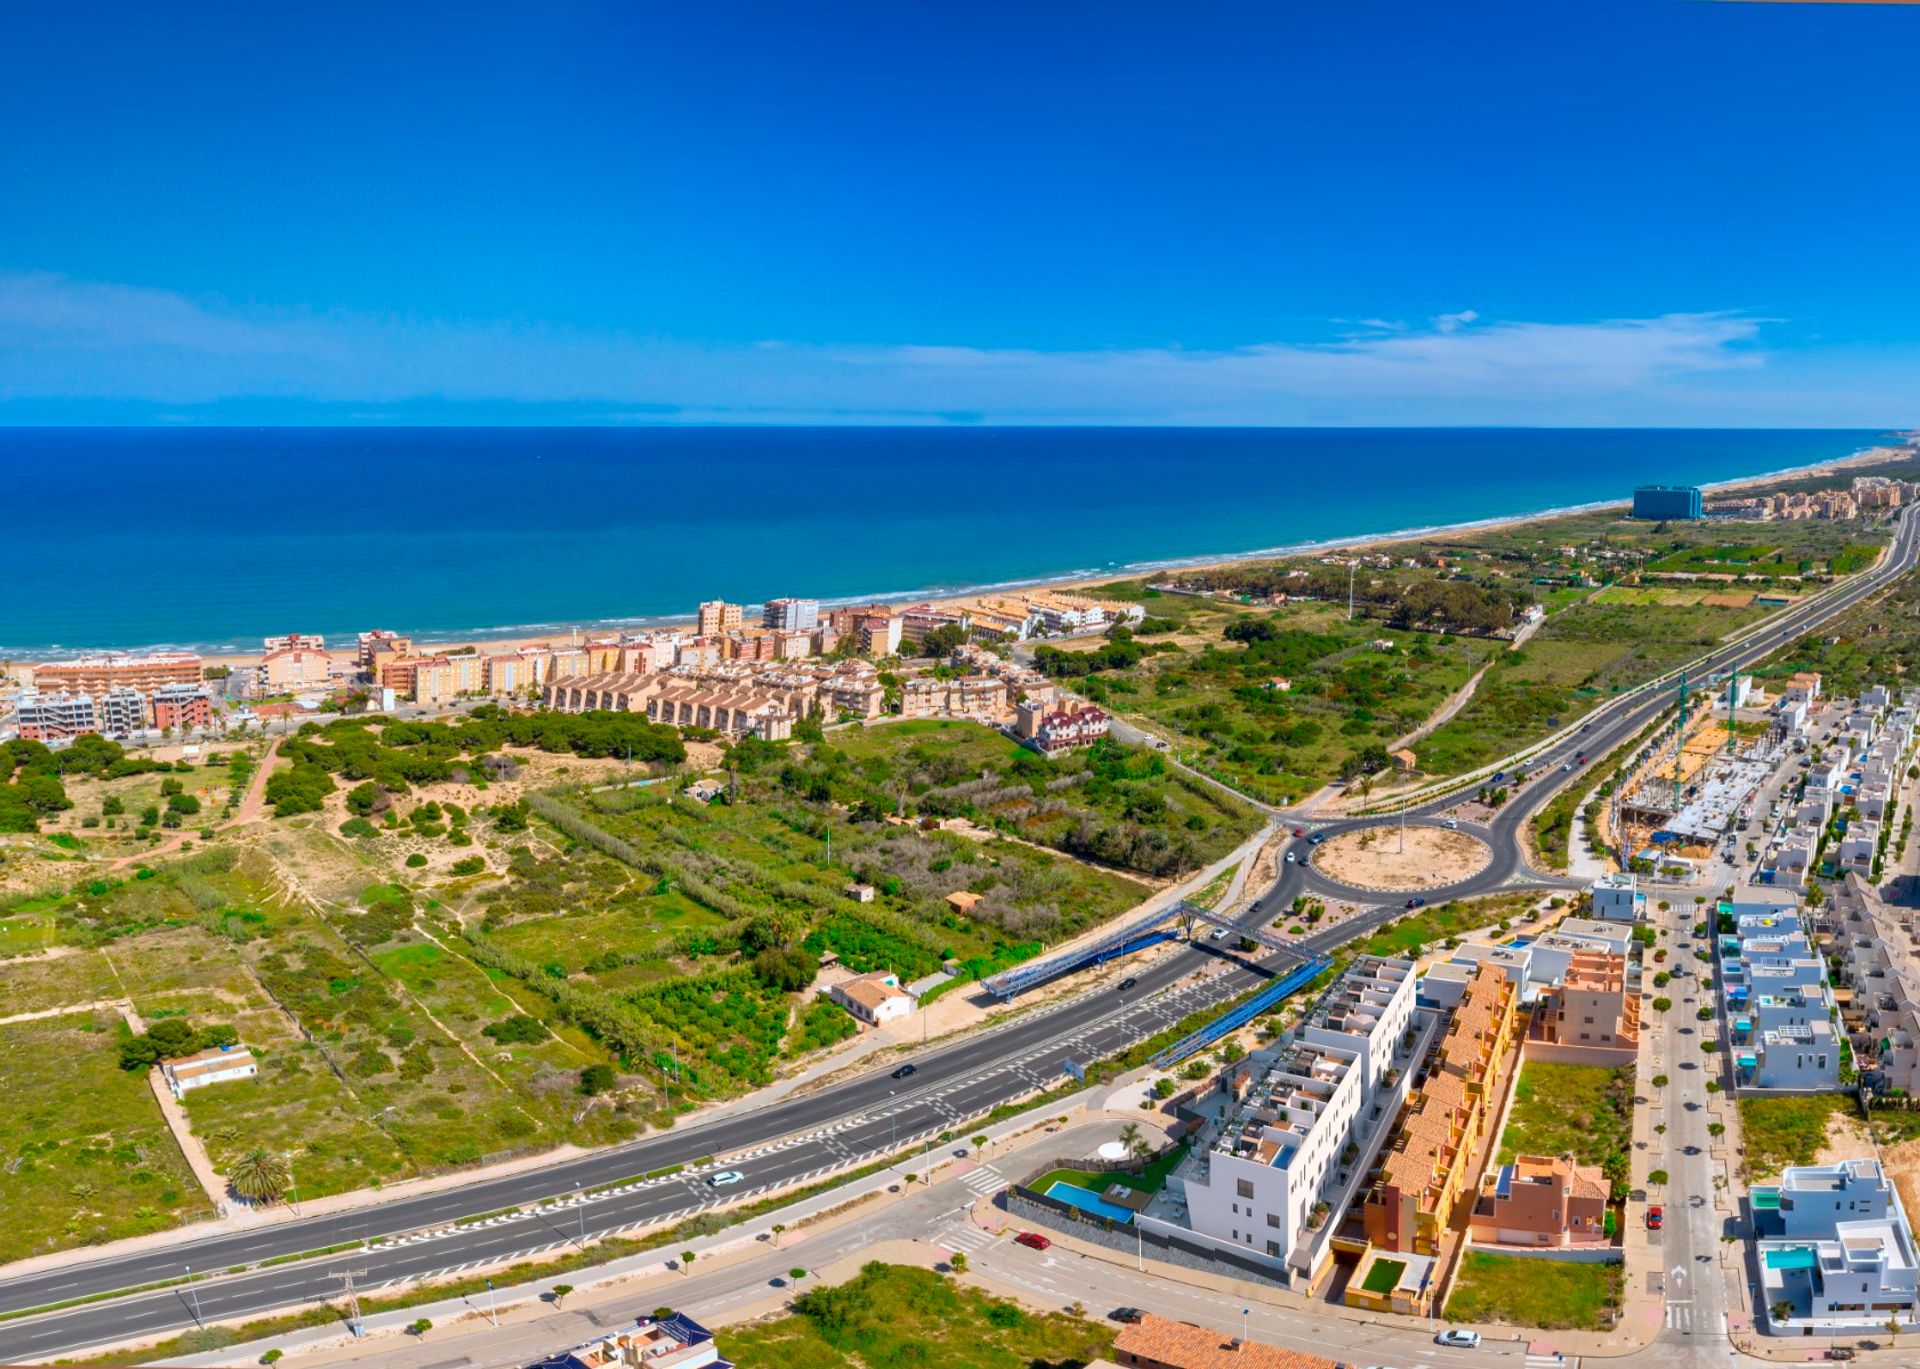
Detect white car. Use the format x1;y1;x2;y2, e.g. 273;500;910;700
707;1170;746;1187
1434;1329;1480;1348
1285;851;1297;863
1442;818;1459;829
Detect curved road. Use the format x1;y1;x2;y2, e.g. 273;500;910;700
1;507;1913;1361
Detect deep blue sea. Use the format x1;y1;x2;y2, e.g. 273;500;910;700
0;427;1890;656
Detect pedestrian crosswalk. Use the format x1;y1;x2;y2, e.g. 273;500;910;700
1526;1354;1571;1369
958;1164;1005;1197
1664;1300;1694;1331
938;1223;1000;1254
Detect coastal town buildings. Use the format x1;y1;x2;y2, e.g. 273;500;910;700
1527;949;1639;1065
1754;1160;1920;1333
1631;485;1704;521
1014;697;1112;754
14;689;101;741
32;652;202;696
258;646;335;692
355;630;412;671
1357;964;1515;1270
898;674;1010;723
1173;957;1419;1284
762;597;820;632
1725;901;1841;1091
151;682;213;732
696;600;743;636
263;633;327;653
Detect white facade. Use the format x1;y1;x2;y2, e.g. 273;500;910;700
1589;871;1643;923
1178;957;1416;1275
1727;906;1840;1092
1757;1160;1920;1333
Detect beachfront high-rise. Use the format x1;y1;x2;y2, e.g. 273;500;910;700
762;598;820;632
1631;485;1703;520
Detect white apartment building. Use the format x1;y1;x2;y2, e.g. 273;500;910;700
1755;1160;1920;1333
1173;957;1417;1281
1589;871;1643;923
1727;906;1841;1091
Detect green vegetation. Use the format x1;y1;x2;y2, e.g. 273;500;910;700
0;1010;211;1263
1031;1143;1189;1198
1446;1250;1623;1330
1739;1095;1856;1180
1497;1062;1633;1199
1361;1257;1408;1296
1357;893;1536;960
725;1262;1114;1369
788;997;859;1056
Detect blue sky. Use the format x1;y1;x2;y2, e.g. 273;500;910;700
2;1;1916;426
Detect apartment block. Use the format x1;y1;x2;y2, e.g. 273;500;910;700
898;674;1011;723
853;610;903;657
1725;905;1841;1091
1754;1160;1919;1333
151;682;212;732
32;652;202;696
1589;871;1643;923
1175;958;1418;1282
762;598;820;632
355;630;413;671
14;690;99;741
696;600;743;637
1361;964;1516;1261
259;647;335;692
263;633;327;652
1528;949;1640;1065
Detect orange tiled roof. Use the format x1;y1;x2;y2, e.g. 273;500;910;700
1113;1314;1343;1369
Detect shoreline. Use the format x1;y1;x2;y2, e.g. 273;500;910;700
5;442;1909;669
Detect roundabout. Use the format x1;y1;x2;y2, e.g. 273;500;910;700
1308;823;1493;892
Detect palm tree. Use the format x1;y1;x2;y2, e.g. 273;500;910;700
1119;1122;1147;1165
227;1149;291;1205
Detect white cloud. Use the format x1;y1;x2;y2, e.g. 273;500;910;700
0;269;1905;425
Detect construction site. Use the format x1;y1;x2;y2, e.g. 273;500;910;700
1597;671;1784;880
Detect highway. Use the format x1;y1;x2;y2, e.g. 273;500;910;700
0;506;1912;1362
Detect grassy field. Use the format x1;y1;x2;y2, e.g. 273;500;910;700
0;1010;211;1264
723;1262;1114;1369
1355;892;1541;961
1739;1095;1856;1180
1446;1250;1623;1330
1497;1062;1634;1173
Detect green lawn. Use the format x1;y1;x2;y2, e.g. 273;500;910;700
1361;1257;1407;1295
1032;1142;1189;1198
1739;1095;1855;1180
0;1010;213;1263
1498;1062;1634;1172
722;1262;1114;1369
1357;893;1537;961
1446;1250;1623;1330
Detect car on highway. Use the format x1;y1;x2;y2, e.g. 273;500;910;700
1405;897;1426;909
891;1063;918;1080
1561;762;1574;771
1110;1307;1145;1324
1647;1204;1664;1230
707;1170;745;1187
1117;977;1137;991
1209;927;1230;941
1015;1232;1052;1250
1434;1330;1480;1349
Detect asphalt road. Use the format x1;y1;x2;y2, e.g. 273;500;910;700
2;507;1913;1361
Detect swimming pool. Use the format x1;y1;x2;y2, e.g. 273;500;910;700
1045;1180;1135;1223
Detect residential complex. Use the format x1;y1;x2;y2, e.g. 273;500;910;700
1754;1160;1920;1334
30;651;202;695
525;1311;732;1369
1724;900;1841;1091
1172;957;1420;1284
1468;1154;1609;1250
1632;484;1703;521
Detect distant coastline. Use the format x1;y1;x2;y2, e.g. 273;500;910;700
0;427;1907;664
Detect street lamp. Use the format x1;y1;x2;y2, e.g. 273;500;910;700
183;1265;204;1327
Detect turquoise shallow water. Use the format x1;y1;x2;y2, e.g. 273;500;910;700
0;426;1887;654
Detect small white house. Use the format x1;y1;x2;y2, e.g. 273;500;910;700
161;1044;257;1098
829;971;917;1027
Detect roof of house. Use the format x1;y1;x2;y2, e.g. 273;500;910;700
1111;1313;1341;1369
837;974;912;1011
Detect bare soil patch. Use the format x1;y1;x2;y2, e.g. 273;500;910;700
1314;825;1492;891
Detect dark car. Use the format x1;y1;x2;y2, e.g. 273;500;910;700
1310;832;1328;845
1117;976;1138;991
891;1063;917;1080
1111;1307;1146;1324
1405;897;1426;909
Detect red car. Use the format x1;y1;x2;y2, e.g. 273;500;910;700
1647;1205;1663;1231
1292;827;1305;838
1015;1232;1052;1251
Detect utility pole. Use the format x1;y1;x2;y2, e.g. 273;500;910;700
1347;563;1356;622
341;1268;364;1337
486;1276;498;1327
285;1151;301;1216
